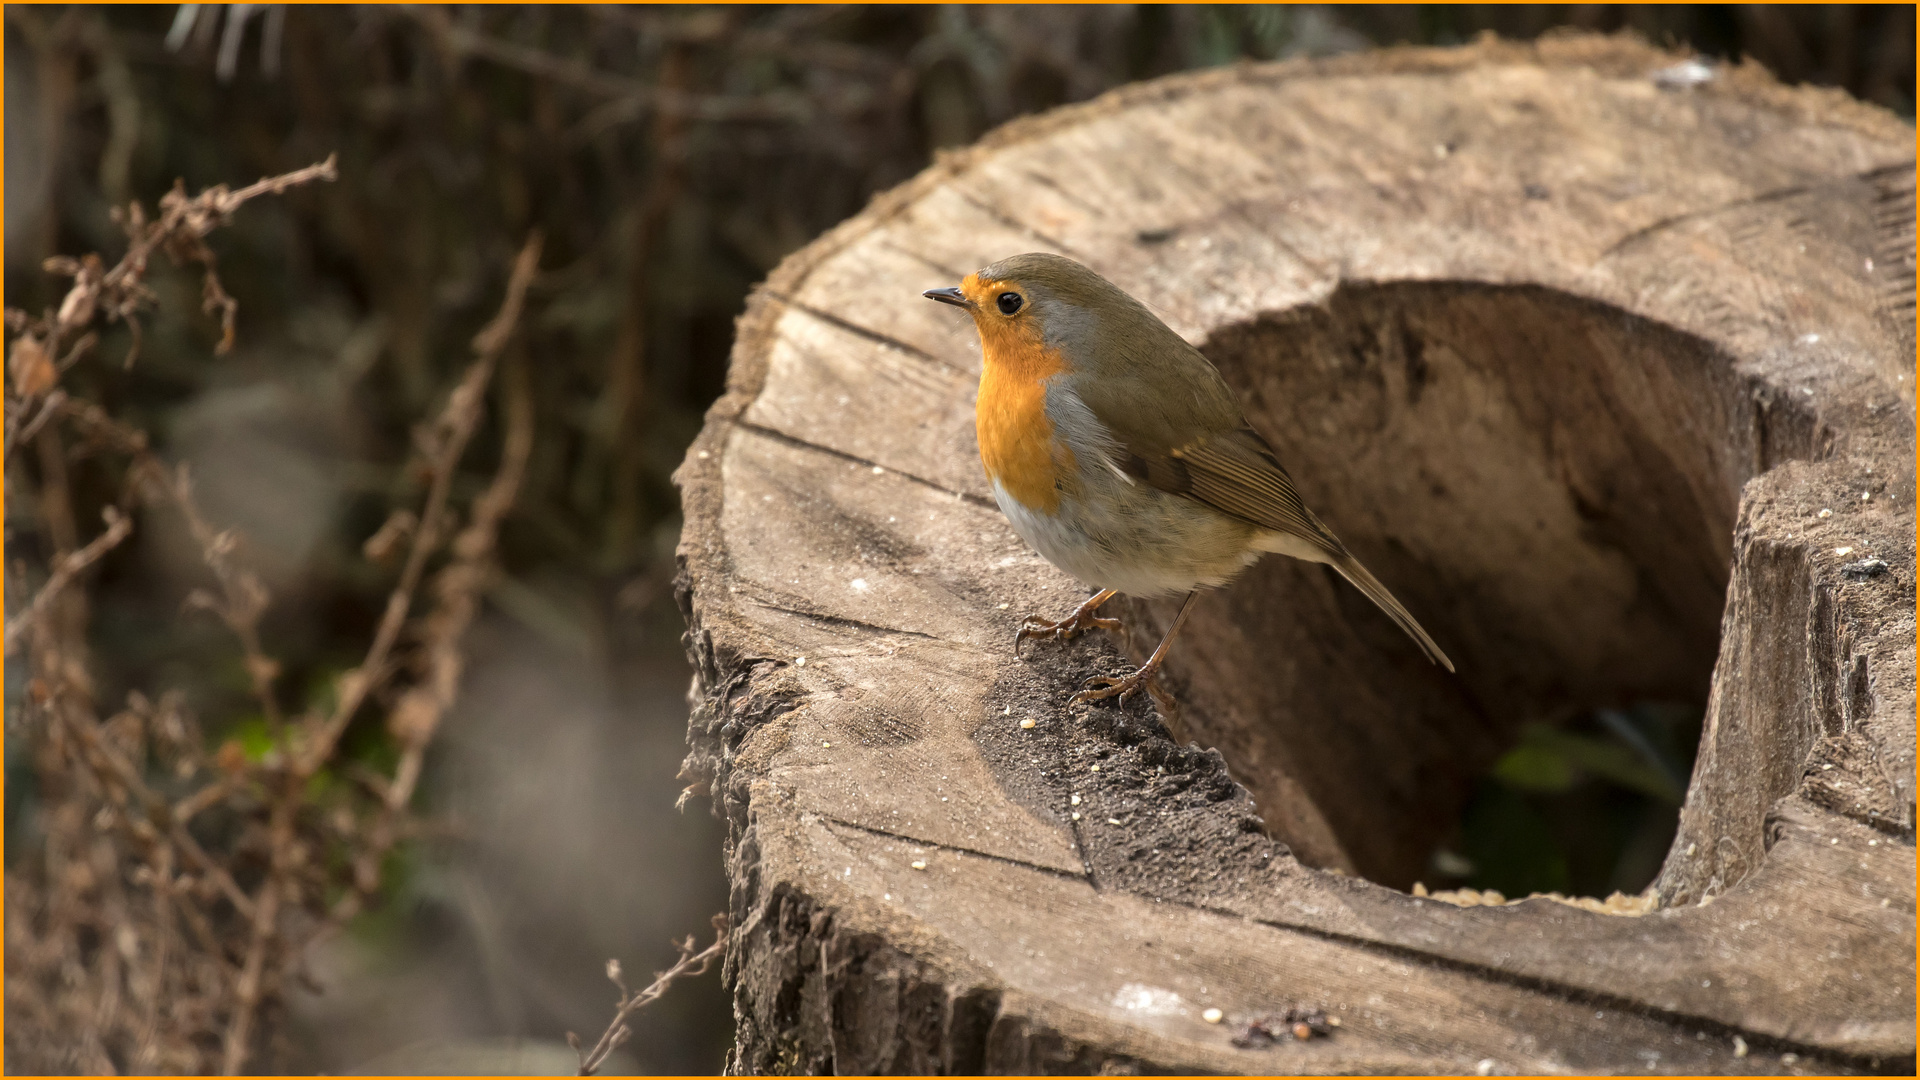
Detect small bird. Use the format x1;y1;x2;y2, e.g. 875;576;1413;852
924;252;1452;707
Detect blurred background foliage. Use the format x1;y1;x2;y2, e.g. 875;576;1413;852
1432;703;1702;901
5;4;1910;1073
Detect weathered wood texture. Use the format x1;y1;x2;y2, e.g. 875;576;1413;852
676;36;1914;1074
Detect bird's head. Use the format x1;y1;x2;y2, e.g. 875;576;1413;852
923;252;1152;366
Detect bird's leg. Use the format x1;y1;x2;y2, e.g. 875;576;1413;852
1071;591;1199;707
1014;588;1121;659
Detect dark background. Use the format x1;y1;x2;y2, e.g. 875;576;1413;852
6;5;1910;1073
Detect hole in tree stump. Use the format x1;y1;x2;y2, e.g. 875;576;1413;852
1123;281;1818;892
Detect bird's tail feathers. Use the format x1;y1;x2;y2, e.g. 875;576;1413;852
1328;553;1455;673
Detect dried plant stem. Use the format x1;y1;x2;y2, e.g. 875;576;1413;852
170;774;239;824
224;231;544;1066
132;843;176;1074
219;794;291;1077
570;917;730;1076
4;387;67;465
340;313;539;918
48;688;258;920
217;156;342;207
18;155;339;372
5;504;133;654
301;233;543;777
164;462;284;728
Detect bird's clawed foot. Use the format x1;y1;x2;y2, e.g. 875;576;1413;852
1015;611;1122;657
1069;659;1166;708
1067;591;1199;717
1013;589;1120;660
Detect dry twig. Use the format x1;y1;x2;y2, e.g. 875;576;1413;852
166;462;284;728
3;156;337;475
568;916;730;1076
300;232;543;778
4;506;133;654
337;237;543;916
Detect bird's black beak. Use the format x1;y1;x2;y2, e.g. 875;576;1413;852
922;286;971;309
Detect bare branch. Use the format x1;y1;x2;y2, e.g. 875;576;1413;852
41;686;258;921
8;154;354;1076
214;155;340;210
302;231;543;775
8;155;337;374
5;507;134;655
572;917;730;1076
342;285;539;910
219;819;287;1077
4;146;556;1077
161;463;284;728
4;386;65;467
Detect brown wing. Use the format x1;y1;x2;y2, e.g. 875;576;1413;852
1054;327;1339;553
1118;425;1347;558
1113;423;1456;672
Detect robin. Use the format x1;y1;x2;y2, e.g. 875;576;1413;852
924;252;1452;707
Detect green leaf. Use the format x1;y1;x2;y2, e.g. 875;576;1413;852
1529;726;1684;804
228;715;280;761
1490;741;1577;792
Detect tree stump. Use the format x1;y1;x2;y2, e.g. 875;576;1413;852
677;35;1914;1074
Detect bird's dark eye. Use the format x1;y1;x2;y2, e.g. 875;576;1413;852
996;292;1023;315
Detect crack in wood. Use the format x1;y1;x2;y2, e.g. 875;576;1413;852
819;814;1092;884
733;420;998;509
744;596;962;647
1802;794;1917;842
1230;907;1898;1071
762;288;973;377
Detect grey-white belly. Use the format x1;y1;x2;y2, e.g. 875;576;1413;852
992;471;1260;598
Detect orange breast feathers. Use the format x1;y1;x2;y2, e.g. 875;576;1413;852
973;317;1077;513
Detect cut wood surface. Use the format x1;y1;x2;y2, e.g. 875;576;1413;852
675;35;1915;1074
